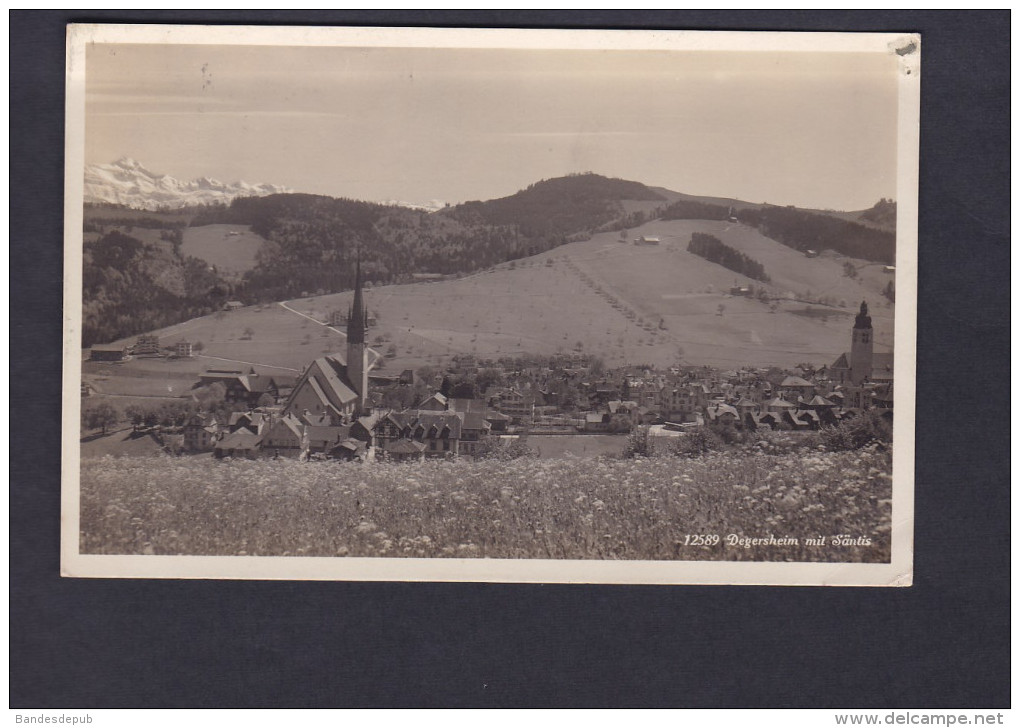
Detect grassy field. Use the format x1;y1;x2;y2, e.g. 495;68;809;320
79;445;892;562
529;435;628;460
180;224;266;279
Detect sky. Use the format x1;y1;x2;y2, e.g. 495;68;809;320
85;43;900;211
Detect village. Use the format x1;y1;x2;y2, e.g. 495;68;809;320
83;258;894;463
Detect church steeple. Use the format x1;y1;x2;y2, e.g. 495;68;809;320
850;300;873;386
346;250;369;417
854;300;872;330
347;254;367;345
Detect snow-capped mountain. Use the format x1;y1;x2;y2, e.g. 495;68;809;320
378;198;448;213
84;157;292;210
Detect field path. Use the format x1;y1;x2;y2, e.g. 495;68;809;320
196;353;301;373
278;301;348;339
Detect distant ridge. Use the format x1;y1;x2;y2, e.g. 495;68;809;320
84;157;292;210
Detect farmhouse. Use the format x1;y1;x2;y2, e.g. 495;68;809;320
262;414;305;457
183;413;220;453
214;428;261;459
90;343;127;362
223;300;244;311
174;341;194;358
634;236;661;246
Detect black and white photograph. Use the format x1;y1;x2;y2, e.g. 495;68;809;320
63;25;919;584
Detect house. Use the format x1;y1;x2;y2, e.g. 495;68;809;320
634;236;661;246
350;411;383;448
494;388;534;424
383;438;427;462
583;413;611;433
417;392;449;411
134;335;160;355
183;413;220;452
223;300;244;311
198;368;257;403
329;438;366;461
262;414;305;458
763;397;797;413
734;397;758;417
705;403;740;427
370;410;465;458
228;411;269;434
174;341;194;358
484;410;511;434
90;344;127;362
779;375;815;401
411;412;463;457
457;412;491;456
305;425;347;454
214;428;261;459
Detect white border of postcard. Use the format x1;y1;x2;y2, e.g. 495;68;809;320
61;24;919;585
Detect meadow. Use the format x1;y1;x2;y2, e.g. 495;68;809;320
79;445;892;562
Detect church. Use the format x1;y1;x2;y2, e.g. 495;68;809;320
829;301;894;409
281;258;378;426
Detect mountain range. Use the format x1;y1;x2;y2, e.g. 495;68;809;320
84;157;292;210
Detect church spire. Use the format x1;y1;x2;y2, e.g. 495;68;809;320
854;300;872;329
348;253;367;345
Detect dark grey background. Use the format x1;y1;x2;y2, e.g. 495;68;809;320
10;11;1010;708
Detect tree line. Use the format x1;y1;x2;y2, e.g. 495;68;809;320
687;233;771;283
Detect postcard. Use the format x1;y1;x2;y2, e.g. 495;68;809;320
63;24;918;584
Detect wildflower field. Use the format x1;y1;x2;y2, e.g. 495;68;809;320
80;446;892;562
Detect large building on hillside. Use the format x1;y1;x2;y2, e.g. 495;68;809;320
282;258;378;425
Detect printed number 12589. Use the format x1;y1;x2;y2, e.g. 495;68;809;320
681;534;721;546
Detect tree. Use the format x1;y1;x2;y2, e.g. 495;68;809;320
124;404;146;429
193;340;205;353
241;327;255;340
622;427;652;458
671;426;721;458
82;402;119;435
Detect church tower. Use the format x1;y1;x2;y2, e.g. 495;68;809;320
347;255;369;417
850;300;873;385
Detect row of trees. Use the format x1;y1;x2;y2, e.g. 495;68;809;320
688;233;771;282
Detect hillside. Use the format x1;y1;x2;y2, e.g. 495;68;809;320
443;173;667;246
83;210;895;407
80;173;897;362
180;174;673;304
279;217;893;371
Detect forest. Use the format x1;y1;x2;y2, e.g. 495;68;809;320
82;229;227;347
687;232;770;283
